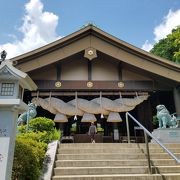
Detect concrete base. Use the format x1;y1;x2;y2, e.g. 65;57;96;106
39;140;59;180
151;128;180;143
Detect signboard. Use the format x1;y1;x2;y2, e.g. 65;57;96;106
0;137;10;179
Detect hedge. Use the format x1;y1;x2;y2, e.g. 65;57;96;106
12;137;46;180
12;117;61;180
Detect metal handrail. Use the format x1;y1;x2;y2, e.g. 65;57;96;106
126;112;180;173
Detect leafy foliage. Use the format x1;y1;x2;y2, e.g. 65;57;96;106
12;137;46;180
17;131;50;144
18;124;26;133
18;117;61;143
13;117;61;180
52;128;61;140
150;26;180;63
28;117;61;143
29;117;55;132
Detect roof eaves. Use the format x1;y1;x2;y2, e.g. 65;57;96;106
91;26;180;71
10;25;93;62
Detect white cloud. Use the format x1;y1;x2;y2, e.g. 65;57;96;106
141;40;153;52
142;9;180;51
0;0;59;59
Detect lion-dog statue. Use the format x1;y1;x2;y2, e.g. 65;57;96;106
17;103;37;126
156;104;178;128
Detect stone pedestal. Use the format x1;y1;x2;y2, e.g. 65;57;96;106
0;101;28;180
0;108;18;180
152;128;180;143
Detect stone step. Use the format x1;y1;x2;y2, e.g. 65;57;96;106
58;148;180;154
59;143;139;148
58;148;142;154
54;166;150;175
154;166;180;173
141;148;180;153
59;143;140;149
53;166;180;176
57;153;146;160
59;143;180;149
56;153;180;160
52;173;180;180
55;159;179;167
141;144;180;149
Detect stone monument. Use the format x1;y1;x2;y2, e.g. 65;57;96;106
152;104;180;143
0;52;37;180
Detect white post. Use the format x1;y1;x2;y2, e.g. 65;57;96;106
125;112;130;143
0;107;19;180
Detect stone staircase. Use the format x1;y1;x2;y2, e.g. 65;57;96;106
52;143;180;180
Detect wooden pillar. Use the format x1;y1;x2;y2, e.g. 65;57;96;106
88;60;92;81
137;98;153;132
146;99;153;131
173;87;180;116
137;103;144;124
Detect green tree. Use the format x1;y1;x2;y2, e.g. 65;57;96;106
150;26;180;63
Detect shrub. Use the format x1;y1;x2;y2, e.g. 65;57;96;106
13;116;61;179
18;125;26;133
29;117;55;133
18;117;61;143
52;128;61;140
17;131;49;146
12;137;46;180
28;117;61;142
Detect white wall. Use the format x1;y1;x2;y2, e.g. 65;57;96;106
61;58;88;80
92;59;119;80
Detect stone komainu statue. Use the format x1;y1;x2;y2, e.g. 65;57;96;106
17;103;37;126
156;104;178;128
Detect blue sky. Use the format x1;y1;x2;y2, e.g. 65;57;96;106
0;0;180;58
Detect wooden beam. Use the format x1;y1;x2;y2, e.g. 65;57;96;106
34;80;155;91
31;91;149;97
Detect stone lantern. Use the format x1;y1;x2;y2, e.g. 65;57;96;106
0;53;37;180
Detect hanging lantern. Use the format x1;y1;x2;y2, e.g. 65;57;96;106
107;112;122;122
101;113;104;118
54;113;68;122
74;115;77;120
81;113;97;122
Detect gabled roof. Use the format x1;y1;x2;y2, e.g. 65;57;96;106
0;60;37;90
11;25;180;82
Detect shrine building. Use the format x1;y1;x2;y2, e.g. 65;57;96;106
11;25;180;142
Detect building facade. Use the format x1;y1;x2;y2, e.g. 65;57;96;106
11;25;180;141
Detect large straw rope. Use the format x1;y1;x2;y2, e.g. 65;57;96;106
31;95;148;116
31;97;58;114
69;98;109;115
32;97;84;116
